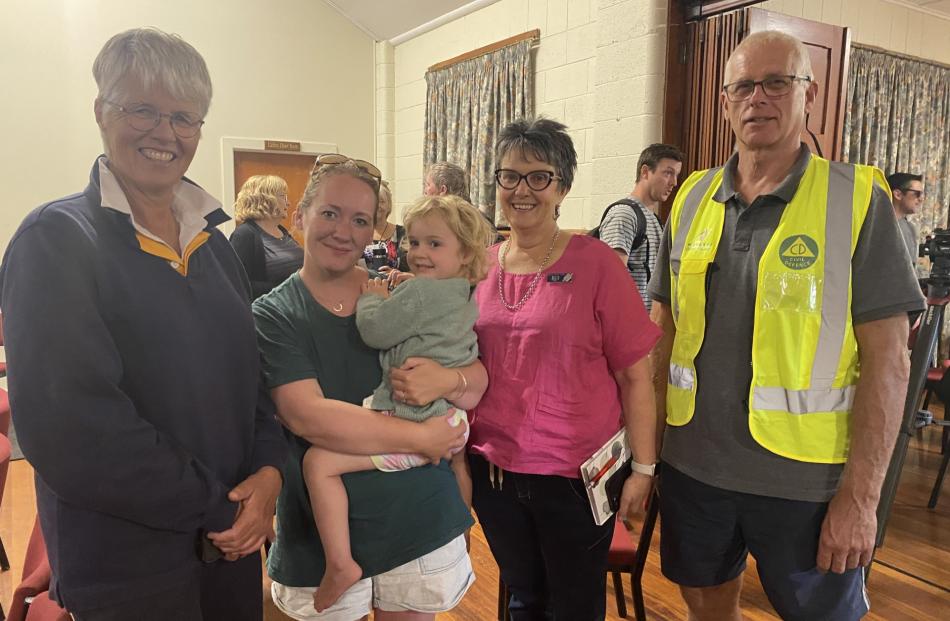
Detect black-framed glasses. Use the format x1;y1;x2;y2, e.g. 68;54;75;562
722;75;812;102
310;153;382;181
899;188;924;199
494;169;561;191
102;99;204;138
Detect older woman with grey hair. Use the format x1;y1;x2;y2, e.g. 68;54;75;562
468;117;661;619
0;28;285;620
423;161;471;202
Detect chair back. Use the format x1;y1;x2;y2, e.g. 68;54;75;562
7;517;54;621
0;387;10;437
0;434;10;504
24;592;70;621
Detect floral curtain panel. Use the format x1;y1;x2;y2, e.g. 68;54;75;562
424;38;534;225
843;45;950;253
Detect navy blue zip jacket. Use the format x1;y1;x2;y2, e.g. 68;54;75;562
0;159;286;610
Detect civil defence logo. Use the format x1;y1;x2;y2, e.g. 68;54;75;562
779;235;819;269
686;228;712;251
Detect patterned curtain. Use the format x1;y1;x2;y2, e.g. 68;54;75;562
424;38;534;225
843;45;950;250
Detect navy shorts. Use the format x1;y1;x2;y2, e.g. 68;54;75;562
659;465;870;621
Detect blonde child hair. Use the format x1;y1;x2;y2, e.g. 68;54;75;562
402;194;493;284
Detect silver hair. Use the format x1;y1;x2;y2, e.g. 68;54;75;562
379;179;393;206
426;162;471;202
727;31;814;81
93;28;213;117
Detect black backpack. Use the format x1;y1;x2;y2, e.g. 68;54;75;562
590;198;657;282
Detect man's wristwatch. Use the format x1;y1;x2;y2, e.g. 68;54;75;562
631;460;657;477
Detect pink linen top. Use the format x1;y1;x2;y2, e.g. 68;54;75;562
470;234;661;478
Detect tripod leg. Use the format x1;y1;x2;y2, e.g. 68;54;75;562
928;444;950;508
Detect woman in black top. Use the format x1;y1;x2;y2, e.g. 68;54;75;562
230;175;304;298
362;180;407;271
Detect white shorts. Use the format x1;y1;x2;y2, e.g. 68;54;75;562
270;534;473;621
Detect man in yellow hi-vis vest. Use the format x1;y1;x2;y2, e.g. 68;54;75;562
649;31;923;621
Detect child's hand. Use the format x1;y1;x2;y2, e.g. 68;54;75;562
361;277;391;299
387;269;414;290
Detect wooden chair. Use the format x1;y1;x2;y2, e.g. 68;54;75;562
7;517;69;621
497;579;510;621
0;311;6;378
607;491;660;620
1;387;10;437
1;433;11;573
23;593;70;621
497;490;660;620
919;359;950;413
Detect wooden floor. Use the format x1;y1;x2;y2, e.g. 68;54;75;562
2;427;948;620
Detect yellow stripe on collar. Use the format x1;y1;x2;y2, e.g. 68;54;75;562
135;231;211;276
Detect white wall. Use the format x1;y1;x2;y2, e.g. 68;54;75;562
758;0;950;63
385;0;668;230
0;0;376;254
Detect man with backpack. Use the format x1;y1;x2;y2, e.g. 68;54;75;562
594;144;684;309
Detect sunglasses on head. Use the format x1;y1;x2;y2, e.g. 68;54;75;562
310;153;382;180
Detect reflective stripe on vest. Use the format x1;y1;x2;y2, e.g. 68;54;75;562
666;155;883;464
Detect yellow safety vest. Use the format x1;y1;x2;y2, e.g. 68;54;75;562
666;155;888;464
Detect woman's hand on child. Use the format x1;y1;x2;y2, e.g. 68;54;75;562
390;357;454;406
417;409;467;462
361;277;391;299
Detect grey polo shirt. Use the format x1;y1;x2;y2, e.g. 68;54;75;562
897;216;919;268
648;145;924;502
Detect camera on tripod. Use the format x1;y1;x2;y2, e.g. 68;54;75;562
875;228;950;558
919;228;950;292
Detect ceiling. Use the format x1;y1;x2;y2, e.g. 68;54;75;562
323;0;496;42
893;0;950;18
323;0;950;42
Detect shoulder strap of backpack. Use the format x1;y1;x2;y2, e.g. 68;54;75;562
590;198;646;243
640;211;661;283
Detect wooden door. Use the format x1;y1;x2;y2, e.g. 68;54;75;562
661;4;749;219
664;3;852;188
233;151;319;244
747;7;851;160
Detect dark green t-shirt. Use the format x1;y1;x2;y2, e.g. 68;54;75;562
252;273;473;587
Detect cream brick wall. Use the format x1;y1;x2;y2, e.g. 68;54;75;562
382;0;949;228
384;0;668;230
758;0;950;63
590;0;667;222
375;42;396;182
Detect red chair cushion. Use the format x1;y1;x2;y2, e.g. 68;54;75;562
0;387;9;437
607;520;639;566
8;519;52;621
24;591;70;621
928;367;945;382
1;434;11;499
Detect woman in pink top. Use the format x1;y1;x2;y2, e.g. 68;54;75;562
469;118;661;620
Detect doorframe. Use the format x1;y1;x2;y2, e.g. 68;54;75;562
220;137;338;215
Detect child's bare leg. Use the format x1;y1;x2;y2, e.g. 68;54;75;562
302;446;375;612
